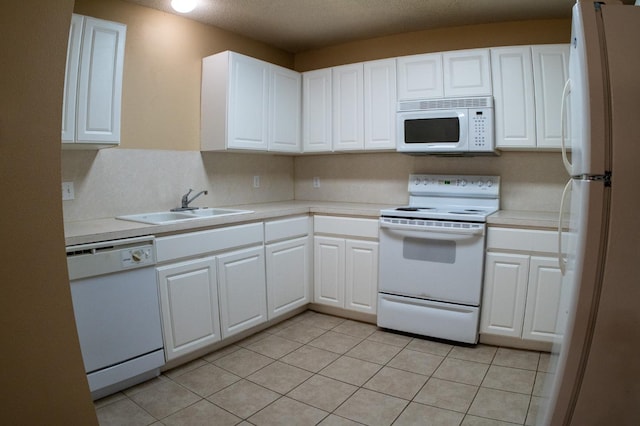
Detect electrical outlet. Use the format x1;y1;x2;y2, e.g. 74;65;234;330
313;177;321;188
62;182;75;200
253;175;260;188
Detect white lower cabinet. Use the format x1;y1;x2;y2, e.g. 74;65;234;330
481;227;566;343
265;236;311;319
155;223;266;361
522;256;564;341
217;246;267;338
313;216;379;315
157;257;220;361
264;215;312;319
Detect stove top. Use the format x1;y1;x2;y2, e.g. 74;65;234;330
381;174;500;223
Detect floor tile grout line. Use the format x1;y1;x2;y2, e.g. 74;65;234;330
95;310;544;426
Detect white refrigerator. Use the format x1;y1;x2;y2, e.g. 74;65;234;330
540;1;640;425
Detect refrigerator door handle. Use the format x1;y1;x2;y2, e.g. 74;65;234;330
560;78;573;175
558;179;573;275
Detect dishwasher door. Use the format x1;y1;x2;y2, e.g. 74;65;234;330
67;237;164;399
70;266;163;374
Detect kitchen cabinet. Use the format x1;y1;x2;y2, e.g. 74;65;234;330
313;216;379;314
155;223;266;359
397;49;491;101
201;51;301;153
302;68;332;152
332;64;364;151
442;49;492;97
481;227;568;343
217;246;267;338
62;14;126;148
303;60;396;153
397;53;444;100
364;59;397;150
157;257;220;361
264;216;312;319
491;44;569;149
532;45;571;149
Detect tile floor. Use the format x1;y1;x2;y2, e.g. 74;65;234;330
95;310;551;426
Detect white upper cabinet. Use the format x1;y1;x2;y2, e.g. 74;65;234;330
303;59;396;153
491;46;537;148
532;44;570;149
397;53;444;100
62;14;126;148
201;51;301;153
364;58;397;150
491;44;570;150
397;49;491;101
442;49;492;97
270;65;301;152
333;63;365;151
302;68;333;152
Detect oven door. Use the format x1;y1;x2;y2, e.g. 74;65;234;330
379;219;485;305
397;109;469;153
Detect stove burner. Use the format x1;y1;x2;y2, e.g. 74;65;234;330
396;207;436;212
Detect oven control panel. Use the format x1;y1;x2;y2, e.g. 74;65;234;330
409;174;500;197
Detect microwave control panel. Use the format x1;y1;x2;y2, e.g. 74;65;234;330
468;108;493;150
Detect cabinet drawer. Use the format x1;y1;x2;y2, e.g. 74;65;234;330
265;215;310;243
487;227;558;254
156;222;263;263
314;215;379;239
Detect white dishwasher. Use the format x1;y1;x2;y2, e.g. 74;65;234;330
66;236;165;400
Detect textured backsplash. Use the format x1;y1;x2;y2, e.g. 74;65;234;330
62;149;567;222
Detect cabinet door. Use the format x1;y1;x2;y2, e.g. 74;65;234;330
480;252;529;338
522;256;564;342
532;44;570;149
62;14;84;143
314;236;345;308
75;17;126;144
228;53;269;150
364;59;396;150
443;49;492;97
157;257;220;361
345;239;378;314
269;65;301;152
333;64;364;151
217;246;267;338
397;53;443;100
303;68;332;152
491;47;536;148
266;236;311;319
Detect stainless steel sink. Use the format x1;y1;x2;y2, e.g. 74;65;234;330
116;208;253;225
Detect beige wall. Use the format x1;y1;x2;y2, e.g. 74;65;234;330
69;0;570;151
295;18;570;71
73;0;294;151
0;1;97;424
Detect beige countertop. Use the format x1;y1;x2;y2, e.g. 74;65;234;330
64;201;561;246
487;210;561;229
64;201;393;246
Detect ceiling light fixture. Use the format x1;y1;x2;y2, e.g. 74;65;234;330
171;0;197;13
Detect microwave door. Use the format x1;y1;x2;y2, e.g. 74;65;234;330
397;110;468;152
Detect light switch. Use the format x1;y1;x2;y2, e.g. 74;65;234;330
62;182;75;200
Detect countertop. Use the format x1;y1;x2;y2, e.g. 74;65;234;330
486;210;561;229
64;201;560;246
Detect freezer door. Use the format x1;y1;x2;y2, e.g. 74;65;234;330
564;1;608;177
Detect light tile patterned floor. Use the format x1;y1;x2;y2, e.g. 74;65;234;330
95;310;550;425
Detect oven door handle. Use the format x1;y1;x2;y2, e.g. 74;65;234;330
380;221;484;238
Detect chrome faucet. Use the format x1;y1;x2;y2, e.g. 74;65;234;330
172;189;208;211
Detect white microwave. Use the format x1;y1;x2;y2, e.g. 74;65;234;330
396;96;496;155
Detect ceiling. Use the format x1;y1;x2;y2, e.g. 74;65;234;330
125;0;634;53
